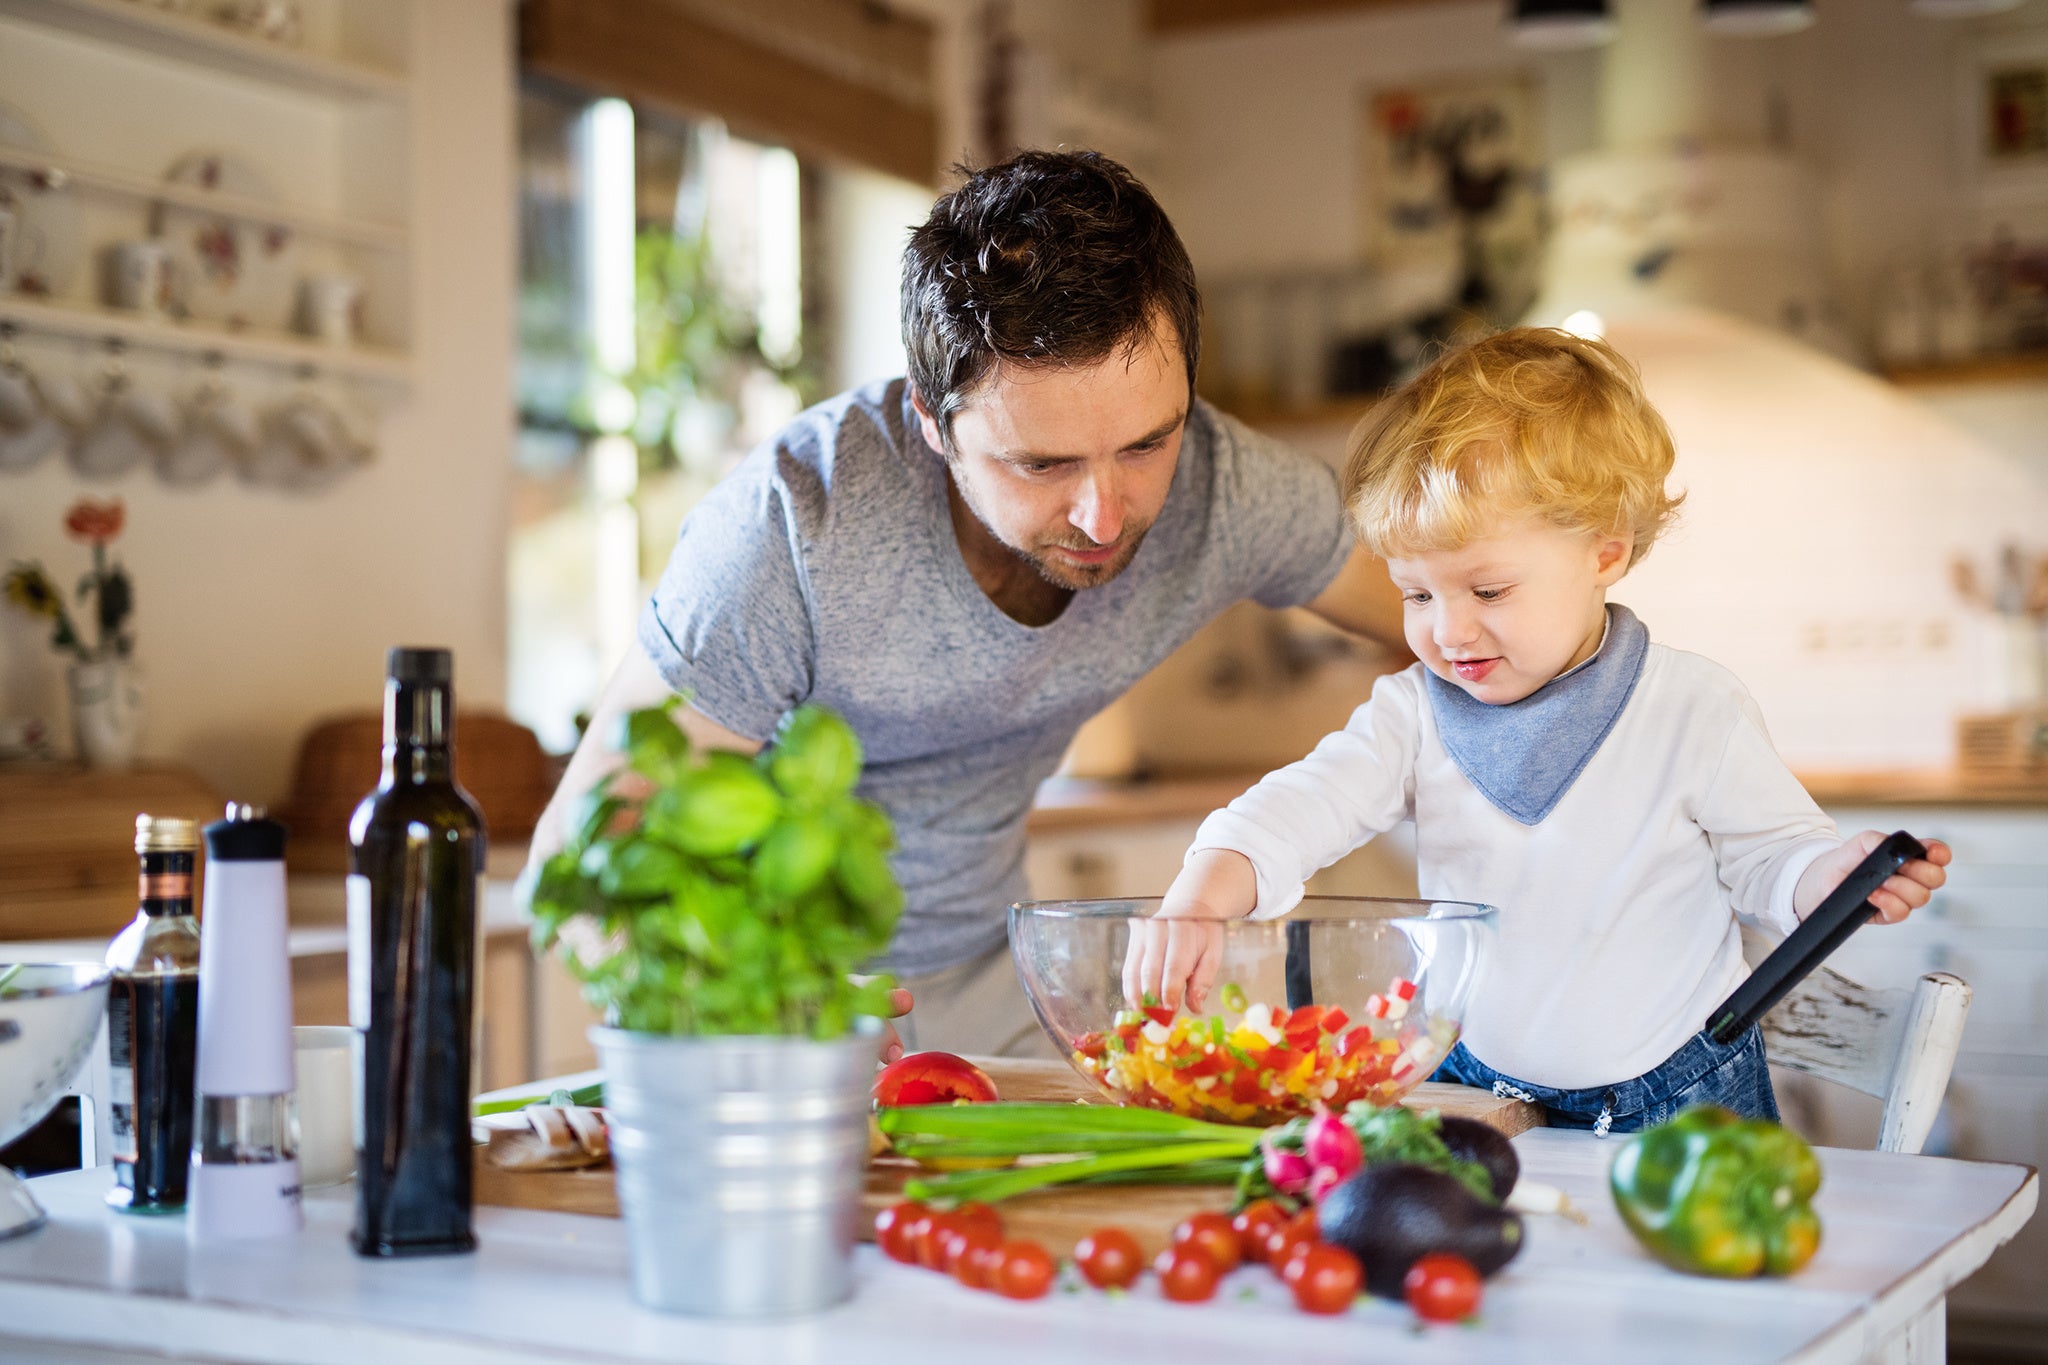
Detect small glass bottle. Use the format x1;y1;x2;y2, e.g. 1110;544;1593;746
104;814;202;1214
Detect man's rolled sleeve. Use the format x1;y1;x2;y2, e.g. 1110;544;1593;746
637;474;814;742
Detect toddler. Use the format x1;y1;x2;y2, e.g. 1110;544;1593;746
1128;327;1949;1133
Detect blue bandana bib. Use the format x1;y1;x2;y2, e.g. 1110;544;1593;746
1423;604;1650;826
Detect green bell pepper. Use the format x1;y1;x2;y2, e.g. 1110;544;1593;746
1609;1104;1823;1278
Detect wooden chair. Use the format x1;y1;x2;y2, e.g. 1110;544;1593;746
1759;964;1973;1156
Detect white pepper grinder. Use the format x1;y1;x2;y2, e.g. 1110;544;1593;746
188;803;303;1241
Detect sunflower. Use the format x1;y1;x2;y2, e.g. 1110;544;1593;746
4;562;87;659
3;564;60;619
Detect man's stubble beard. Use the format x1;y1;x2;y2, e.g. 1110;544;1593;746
951;470;1153;592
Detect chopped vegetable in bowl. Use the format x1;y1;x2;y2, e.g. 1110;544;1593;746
1070;985;1461;1125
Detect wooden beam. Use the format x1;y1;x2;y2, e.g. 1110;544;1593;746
1145;0;1474;33
521;0;938;187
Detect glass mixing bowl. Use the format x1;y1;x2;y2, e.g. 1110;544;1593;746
1009;896;1496;1124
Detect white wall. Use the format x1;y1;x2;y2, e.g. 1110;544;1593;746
0;0;518;806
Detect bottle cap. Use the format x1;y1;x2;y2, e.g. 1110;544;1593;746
203;803;289;863
386;646;453;686
135;814;200;853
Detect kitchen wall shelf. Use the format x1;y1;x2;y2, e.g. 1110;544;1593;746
0;292;412;383
0;0;407;100
0;144;407;252
1882;352;2048;389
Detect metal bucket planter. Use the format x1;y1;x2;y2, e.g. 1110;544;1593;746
592;1022;878;1317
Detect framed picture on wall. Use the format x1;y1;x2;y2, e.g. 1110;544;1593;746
1359;73;1545;326
1957;26;2048;209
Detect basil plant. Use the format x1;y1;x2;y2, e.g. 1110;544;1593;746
530;699;904;1038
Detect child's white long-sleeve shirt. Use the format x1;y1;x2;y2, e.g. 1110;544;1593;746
1188;644;1838;1090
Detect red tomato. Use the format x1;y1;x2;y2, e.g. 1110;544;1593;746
1233;1199;1287;1263
1290;1244;1363;1315
913;1211;960;1271
1141;1004;1177;1028
1173;1211;1242;1273
1266;1210;1321;1279
950;1201;1003;1237
1154;1244;1222;1303
872;1052;1000;1107
874;1201;926;1265
1404;1253;1483;1324
943;1222;1004;1284
1073;1031;1108;1060
994;1240;1057;1300
960;1240;1007;1292
1073;1227;1144;1291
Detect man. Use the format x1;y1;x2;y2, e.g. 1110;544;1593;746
527;149;1405;1059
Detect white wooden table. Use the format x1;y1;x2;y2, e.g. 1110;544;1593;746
0;1130;2032;1365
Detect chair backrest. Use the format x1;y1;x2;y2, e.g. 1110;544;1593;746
1759;964;1973;1155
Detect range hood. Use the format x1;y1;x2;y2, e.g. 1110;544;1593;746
1519;0;2048;770
1523;0;1851;358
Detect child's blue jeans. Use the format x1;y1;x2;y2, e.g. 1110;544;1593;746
1426;1024;1778;1137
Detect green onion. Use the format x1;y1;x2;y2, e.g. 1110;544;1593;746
1221;982;1248;1013
905;1139;1255;1205
473;1079;605;1117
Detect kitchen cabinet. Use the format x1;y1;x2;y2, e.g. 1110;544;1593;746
1024;811;1421;903
1795;803;2048;1351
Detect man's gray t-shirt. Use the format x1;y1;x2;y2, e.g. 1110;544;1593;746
639;379;1352;976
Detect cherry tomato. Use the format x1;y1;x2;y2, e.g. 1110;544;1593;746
1404;1252;1483;1324
913;1211;960;1271
961;1240;1007;1292
1173;1211;1242;1273
1264;1209;1320;1276
951;1201;1003;1237
1154;1243;1222;1303
1289;1244;1363;1315
1074;1227;1144;1291
995;1240;1057;1300
874;1201;926;1265
943;1221;1004;1285
1233;1199;1287;1263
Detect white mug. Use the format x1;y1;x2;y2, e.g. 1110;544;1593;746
291;1026;355;1188
296;274;363;347
108;240;176;317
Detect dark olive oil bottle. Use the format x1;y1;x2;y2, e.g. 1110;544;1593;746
104;815;202;1214
347;647;485;1257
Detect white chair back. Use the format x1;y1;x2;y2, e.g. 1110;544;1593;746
1759;965;1972;1156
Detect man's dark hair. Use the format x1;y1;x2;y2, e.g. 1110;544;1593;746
901;149;1202;442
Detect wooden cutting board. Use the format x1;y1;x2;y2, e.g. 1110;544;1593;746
471;1058;1543;1257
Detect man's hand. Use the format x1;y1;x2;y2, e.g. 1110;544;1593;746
1121;848;1259;1014
1793;830;1952;924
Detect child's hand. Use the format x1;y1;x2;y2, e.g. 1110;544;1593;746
1794;830;1952;924
1122;849;1258;1014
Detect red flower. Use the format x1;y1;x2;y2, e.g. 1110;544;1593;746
64;499;125;544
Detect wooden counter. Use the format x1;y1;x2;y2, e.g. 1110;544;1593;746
1030;768;2048;832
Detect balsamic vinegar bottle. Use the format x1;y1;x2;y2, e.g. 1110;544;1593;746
105;814;202;1214
348;647;485;1257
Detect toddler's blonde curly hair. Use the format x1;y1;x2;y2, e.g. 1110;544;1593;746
1343;328;1682;569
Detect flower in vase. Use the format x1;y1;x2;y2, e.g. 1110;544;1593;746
4;498;135;664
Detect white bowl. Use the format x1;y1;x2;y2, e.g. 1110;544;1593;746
0;962;110;1148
